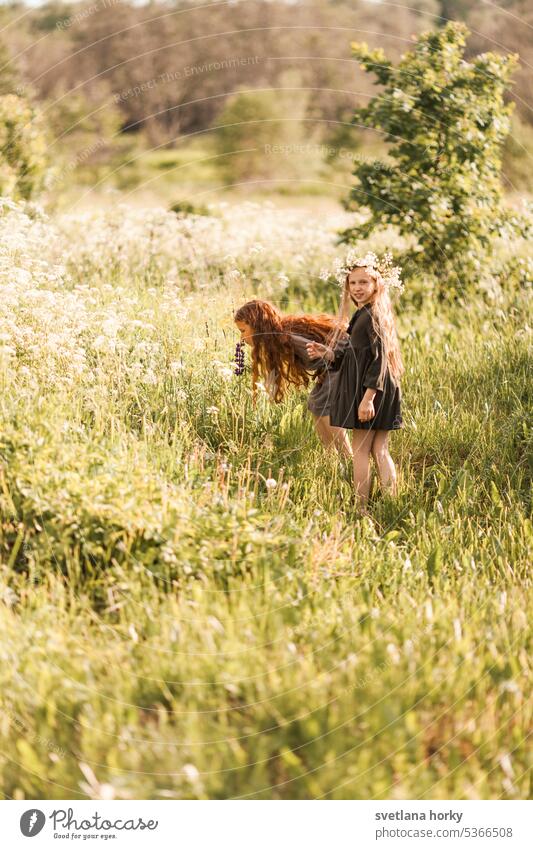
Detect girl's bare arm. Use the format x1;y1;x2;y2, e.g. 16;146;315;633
305;341;334;362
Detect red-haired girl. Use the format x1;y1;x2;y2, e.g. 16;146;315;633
234;299;352;459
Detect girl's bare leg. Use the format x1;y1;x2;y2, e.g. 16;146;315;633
312;414;352;459
351;429;376;510
370;429;398;495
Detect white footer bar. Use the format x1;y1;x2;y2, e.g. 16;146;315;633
3;800;531;849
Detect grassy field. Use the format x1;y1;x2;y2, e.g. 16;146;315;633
0;196;531;800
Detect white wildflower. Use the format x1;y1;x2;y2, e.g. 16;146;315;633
142;369;157;385
93;335;112;352
183;763;200;783
386;643;401;665
218;366;233;380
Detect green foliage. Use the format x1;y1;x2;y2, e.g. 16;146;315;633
0;37;19;96
502;112;533;194
340;22;530;295
43;93;130;199
213;75;316;187
0;94;48;200
170;199;212;217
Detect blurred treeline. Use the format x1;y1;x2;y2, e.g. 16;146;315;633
1;0;532;201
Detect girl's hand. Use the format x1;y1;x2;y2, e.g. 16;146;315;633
306;341;334;362
358;398;375;422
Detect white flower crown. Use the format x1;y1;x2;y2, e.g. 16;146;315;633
319;249;404;292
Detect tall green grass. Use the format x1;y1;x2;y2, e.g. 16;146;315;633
0;202;531;800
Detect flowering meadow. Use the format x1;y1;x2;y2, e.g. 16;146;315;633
0;196;531;800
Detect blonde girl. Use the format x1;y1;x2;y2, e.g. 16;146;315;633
306;252;404;511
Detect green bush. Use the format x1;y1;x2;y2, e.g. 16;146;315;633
0;94;48;199
213;75;318;187
170;199;212;216
340;22;530;296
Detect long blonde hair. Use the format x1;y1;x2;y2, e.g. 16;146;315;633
328;267;404;387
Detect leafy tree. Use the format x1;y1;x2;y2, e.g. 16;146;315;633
0;95;48;200
339;21;530;294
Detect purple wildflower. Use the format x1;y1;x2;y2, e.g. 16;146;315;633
234;341;245;375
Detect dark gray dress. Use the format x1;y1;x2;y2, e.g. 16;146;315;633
287;332;350;418
327;304;403;430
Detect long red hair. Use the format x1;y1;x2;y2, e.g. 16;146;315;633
234;300;347;402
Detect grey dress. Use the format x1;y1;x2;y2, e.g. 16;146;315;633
287;332;350;418
327;304;403;430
